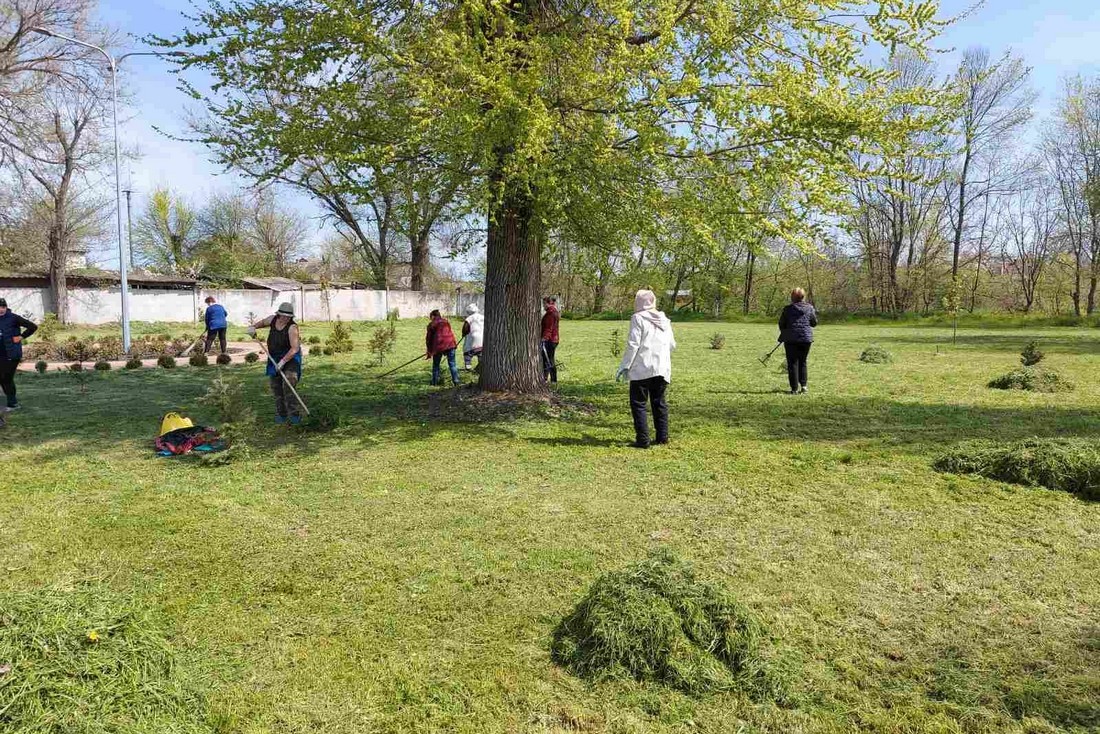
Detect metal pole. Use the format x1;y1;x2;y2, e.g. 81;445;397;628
109;63;131;353
124;187;134;270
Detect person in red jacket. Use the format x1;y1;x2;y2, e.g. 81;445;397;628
425;309;460;386
541;296;560;383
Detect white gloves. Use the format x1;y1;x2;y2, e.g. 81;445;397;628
247;326;257;337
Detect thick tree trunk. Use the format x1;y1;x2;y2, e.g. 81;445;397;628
479;186;543;393
48;228;68;324
411;230;430;291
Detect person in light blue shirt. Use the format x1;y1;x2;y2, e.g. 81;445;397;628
203;296;229;354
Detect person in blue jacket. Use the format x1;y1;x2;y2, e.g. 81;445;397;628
0;298;38;411
202;296;229;354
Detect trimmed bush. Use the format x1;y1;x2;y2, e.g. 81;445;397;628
93;360;112;371
550;551;782;698
157;355;177;369
216;353;232;366
1020;340;1044;366
859;345;893;364
124;357;143;370
308;335;322;345
935;439;1100;501
709;333;726;350
244;352;259;364
988;368;1072;393
188;352;209;368
322;347;335;356
310;346;322;356
69;363;83;372
34;360;48;374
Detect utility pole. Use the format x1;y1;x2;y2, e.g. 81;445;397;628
123;187;134;270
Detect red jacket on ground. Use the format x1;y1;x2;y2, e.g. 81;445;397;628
426;317;458;355
541;305;560;343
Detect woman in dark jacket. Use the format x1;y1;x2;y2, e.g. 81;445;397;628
778;288;817;395
425;310;459;386
0;298;37;410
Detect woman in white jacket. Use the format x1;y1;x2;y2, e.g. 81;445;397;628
616;289;676;448
461;303;485;370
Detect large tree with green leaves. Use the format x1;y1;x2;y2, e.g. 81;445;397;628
165;0;947;391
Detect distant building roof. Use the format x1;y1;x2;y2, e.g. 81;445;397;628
0;270;196;288
241;276;305;291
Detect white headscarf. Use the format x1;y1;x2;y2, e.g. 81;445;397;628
634;289;657;312
466;303;479;315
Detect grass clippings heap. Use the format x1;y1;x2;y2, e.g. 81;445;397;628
551;551;785;699
987;368;1073;393
859;345;893;364
0;583;217;733
934;438;1100;501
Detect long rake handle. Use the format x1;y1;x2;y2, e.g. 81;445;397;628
253;338;311;416
760;342;782;364
180;331;207;358
377;352;429;379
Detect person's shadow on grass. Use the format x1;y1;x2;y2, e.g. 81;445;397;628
525;434;624;448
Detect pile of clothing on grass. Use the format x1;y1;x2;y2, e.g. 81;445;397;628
154;412;224;456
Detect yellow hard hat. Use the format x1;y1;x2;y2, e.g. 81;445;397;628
159;412;194;436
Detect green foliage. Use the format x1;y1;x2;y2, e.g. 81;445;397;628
34;360;48;374
244;352;259;364
309;346;322;357
36;312;61;341
326;317;354;354
308;335;322;345
988;368;1072;393
608;328;622;358
709;333;726;351
551;551;783;699
157;355;177;369
935;439;1100;501
216;353;232;366
189;352;209;367
367;323;398;364
68;363;83;372
1020;340;1044;366
0;584;214;731
322;347;335;356
859;345;893;364
93;360;112;371
125;357;143;370
200;371;255;427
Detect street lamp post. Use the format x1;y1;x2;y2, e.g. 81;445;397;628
30;29;183;353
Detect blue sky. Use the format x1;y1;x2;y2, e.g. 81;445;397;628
88;0;1100;269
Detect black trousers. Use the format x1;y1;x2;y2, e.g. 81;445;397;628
204;328;227;354
542;340;558;383
784;341;811;391
630;376;669;446
0;358;19;407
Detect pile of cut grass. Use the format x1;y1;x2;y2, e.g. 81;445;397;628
550;551;786;699
859;345;893;364
987;367;1073;393
934;438;1100;501
0;583;218;733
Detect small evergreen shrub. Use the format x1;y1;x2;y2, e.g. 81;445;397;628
244;352;259;364
188;352;209;367
322;347;335;356
124;357;143;370
988;368;1072;393
69;363;83;372
308;335;322;345
859;345;893;364
1020;340;1044;367
157;355;177;369
367;323;397;363
93;360;112;371
326;317;354;353
36;312;61;341
935;439;1100;501
609;328;623;358
216;353;232;366
310;346;321;357
709;333;726;350
551;551;784;698
34;360;48;374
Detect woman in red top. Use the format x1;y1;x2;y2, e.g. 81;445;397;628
541;297;560;383
425;310;460;386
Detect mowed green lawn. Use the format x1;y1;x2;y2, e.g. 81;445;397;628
1;320;1098;733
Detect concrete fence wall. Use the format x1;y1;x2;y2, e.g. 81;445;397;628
2;285;478;325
